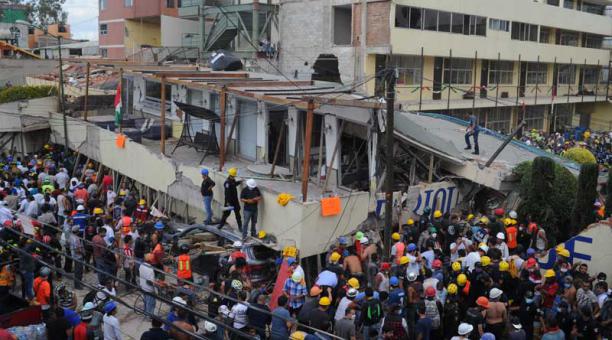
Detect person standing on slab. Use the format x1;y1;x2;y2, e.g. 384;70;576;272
464;113;480;155
200;168;215;225
240;179;262;239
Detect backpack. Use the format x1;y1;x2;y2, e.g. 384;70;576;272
364;299;383;325
83;289;97;305
424;298;441;329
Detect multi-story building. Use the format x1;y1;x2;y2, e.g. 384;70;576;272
280;0;612;132
0;1;28;49
98;0;199;59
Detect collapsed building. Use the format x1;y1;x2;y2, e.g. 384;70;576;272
0;61;582;265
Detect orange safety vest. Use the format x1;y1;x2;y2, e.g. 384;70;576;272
506;226;518;249
177;254;192;279
0;265;13;286
122;216;131;235
394;242;406;264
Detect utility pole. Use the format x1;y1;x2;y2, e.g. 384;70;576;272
84;62;90;121
57;35;68;149
384;69;396;259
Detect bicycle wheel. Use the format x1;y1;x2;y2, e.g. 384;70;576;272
133;293;145;316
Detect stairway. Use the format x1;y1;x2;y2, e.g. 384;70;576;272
204;13;239;51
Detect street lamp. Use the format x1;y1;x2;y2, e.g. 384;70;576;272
16;20;69;149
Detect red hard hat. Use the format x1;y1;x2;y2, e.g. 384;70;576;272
476;296;490;309
2;220;12;227
380;262;391;271
425;286;436;298
526;258;537;268
432;259;442;269
494;208;505;216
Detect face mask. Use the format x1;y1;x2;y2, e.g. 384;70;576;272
560;268;568;273
564;283;572;289
525;298;533;304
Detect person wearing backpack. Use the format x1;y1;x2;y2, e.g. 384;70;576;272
359;287;384;340
423;286;442;339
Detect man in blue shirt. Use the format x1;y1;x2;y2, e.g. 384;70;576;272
271;295;293;340
72;205;89;233
464;114;480;155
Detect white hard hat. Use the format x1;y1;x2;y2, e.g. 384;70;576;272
232;240;243;248
489;288;503;299
479;245;489;253
347;288;358;298
218;305;230;316
172;296;187;305
509;210;517;219
360;237;369;244
76;205;85;211
496;232;505;240
458;323;474;335
246;179;257;189
204;321;218;333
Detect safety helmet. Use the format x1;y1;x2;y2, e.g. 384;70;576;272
76;205;85;211
246;179;257;189
347;278;360;289
93;207;103;215
201;168;209;176
496;232;505;240
39;266;51;277
338;236;348;245
499;261;510;272
355;231;364;241
228;168;238;177
466;214;475;221
479;217;489;224
347;288;358;298
154;221;164;230
433;210;443;218
406;218;415;225
458;323;474;335
478;243;489;253
139;199;146;205
476;296;490;309
390;276;399;286
509;210;517;219
399;256;409;265
452;261;462;272
258;231;267;239
103;301;117;314
425;286;436;298
494;208;505;216
330;252;341;263
392;232;400;241
232;241;243;248
407;271;418;282
360;237;369;245
457;274;467;286
204;321;217;333
319;297;331;306
480;256;491;267
407;243;417;252
544;269;556;278
558;248;570;258
291;272;303;283
489;288;503;299
447;283;458;295
231;280;243;290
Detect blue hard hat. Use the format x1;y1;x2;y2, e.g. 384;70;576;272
480;332;495;340
154;221;164;230
390;276;399;286
338;236;348;245
407;243;417;252
527;248;536;256
201;168;209;175
287;257;297;266
103;301;117;314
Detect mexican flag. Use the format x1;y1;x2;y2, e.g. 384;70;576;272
114;82;122;127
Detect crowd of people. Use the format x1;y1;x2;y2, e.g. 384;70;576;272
518;128;612;166
0;144;611;340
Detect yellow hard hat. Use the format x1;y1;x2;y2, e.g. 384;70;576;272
392;232;400;241
558;248;570;258
319;297;331;306
118;190;127;196
457;274;467;286
139;199;146;205
258;231;267;239
467;214;475;221
452;261;462;272
399;256;409;265
228;168;238;177
290;332;307;340
555;245;565;253
93;207;103;215
511;219;517;225
330;252;341;263
544;269;556;278
499;261;510;272
479;217;489;224
433;210;443;218
406;218;415;225
504;218;512;226
480;256;491;267
447;283;458;295
347;278;360;289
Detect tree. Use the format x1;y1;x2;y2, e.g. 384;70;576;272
515;157;578;243
564;147;597;165
607;172;612;218
29;0;67;27
572;163;599;233
518;157;558;239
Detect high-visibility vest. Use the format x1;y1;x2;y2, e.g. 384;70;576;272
506;226;518;249
122;216;131;235
394;242;406;264
177;254;192;279
0;265;12;286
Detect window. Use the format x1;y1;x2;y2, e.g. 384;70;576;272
489;19;509;32
424;9;438;31
524;106;545;130
600;67;610;83
486;107;512;133
582;34;602;48
547;0;560;5
489;60;514;84
581;2;604;14
145;81;172;102
443;58;473;84
124;0;133;7
100;48;108;58
583;67;599;84
451;13;465;34
28;27;34;35
409;7;423;29
539;26;551;43
526;62;547;84
100;0;107;10
469;15;486;36
558;64;576;84
58;25;67;33
166;0;175;8
438;11;451;32
389;55;422;85
555;104;573;128
564;0;574;9
395;6;410;28
511;22;538;42
333;6;352;45
558;30;579;46
99;24;108;35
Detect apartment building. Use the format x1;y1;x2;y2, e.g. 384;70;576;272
98;0;199;59
280;0;612;132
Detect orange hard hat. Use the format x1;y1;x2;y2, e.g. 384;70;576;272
476;296;490;309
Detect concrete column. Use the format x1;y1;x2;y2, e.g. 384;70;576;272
324;114;339;188
256;100;268;162
252;0;260;48
287;106;298;171
199;1;206;53
202;90;211;131
226;96;238;154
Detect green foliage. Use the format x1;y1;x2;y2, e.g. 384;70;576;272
563;147;597;165
515;158;577;243
607;173;612;218
30;0;67;26
572;163;599;232
0;85;57;104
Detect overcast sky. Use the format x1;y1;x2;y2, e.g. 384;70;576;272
65;0;98;41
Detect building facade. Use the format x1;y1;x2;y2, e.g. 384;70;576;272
279;0;612;132
0;1;28;50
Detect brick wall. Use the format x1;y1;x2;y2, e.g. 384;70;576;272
352;1;390;47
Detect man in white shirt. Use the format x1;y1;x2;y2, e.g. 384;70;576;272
230;291;249;331
139;254;156;315
494;233;510;260
464;244;488;272
450;236;472;262
24;196;38;217
102;301;122;340
106;190;117;208
0;201;13;224
55;168;69;190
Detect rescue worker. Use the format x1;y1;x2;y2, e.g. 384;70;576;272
390;232;405;264
218;168;242;230
0;253;15;295
134;199;149;223
200;168;215;225
34;266;52;320
115;214;133;238
177;244;193;283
